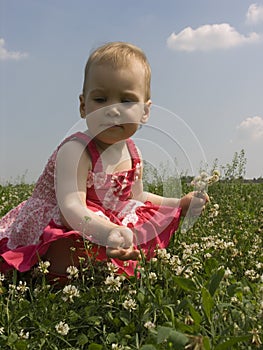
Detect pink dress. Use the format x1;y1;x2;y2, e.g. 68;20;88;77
0;132;181;276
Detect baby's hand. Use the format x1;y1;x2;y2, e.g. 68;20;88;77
107;227;133;248
106;246;140;260
106;227;140;261
180;191;209;217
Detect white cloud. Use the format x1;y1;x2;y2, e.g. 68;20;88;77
246;3;263;24
0;38;28;61
237;116;263;140
167;23;260;52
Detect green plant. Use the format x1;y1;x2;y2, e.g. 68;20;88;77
0;161;262;349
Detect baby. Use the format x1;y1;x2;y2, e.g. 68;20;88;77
0;42;208;279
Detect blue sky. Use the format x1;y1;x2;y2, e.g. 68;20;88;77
1;0;263;183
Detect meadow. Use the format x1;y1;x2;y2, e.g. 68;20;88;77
0;170;262;349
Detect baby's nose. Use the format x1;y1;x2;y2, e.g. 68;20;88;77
105;104;121;117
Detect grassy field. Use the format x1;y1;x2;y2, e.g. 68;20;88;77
0;179;262;349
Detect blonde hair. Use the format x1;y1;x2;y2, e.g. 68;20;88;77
82;41;151;101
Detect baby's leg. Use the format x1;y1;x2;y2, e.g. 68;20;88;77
44;237;86;275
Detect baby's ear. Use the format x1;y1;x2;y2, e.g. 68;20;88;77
141;100;152;124
79;94;86;118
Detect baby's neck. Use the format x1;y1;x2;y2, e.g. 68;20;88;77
96;139;126;153
98;141;131;174
85;130;126;153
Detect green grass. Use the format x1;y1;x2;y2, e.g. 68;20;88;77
0;180;262;349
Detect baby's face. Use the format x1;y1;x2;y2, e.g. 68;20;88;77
80;59;151;146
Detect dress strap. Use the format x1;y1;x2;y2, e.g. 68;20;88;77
60;132;103;172
126;138;141;168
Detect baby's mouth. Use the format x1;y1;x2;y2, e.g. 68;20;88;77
103;123;123;129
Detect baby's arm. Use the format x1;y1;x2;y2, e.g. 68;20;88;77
132;150;208;217
56;140;139;259
133;176;208;217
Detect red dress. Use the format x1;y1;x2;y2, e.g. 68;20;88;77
0;132;181;276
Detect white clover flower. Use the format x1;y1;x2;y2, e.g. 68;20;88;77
245;269;260;281
104;274;122;292
213;169;220;177
128;288;137;295
8;284;16;292
183;267;194;278
55;321;70;335
19;329;29;339
250;328;262;347
224;268;232;278
209;203;220;218
256;262;263;269
185;315;195;325
122;298;137;311
62;285;80;303
78;256;86;264
243;286;250;293
231;296;239;304
169;255;181;269
16;281;29;294
107;262;119;273
209;175;219;184
156;248;170;262
191;170;220;193
175;266;184;275
148;272;157;282
66;266;79;279
144;321;156;330
0;273;5;282
200;172;208;179
38;261;51;274
112;344;124;350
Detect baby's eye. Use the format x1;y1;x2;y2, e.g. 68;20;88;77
94;97;106;103
121;99;134;104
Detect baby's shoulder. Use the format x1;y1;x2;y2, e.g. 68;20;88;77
57;137;92;172
58;137;88;156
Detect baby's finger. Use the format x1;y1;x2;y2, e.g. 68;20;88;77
124;249;140;260
194;191;209;202
190;205;206;216
107;232;124;248
120;227;134;248
106;247;140;261
106;247;127;258
191;195;206;208
203;192;210;203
